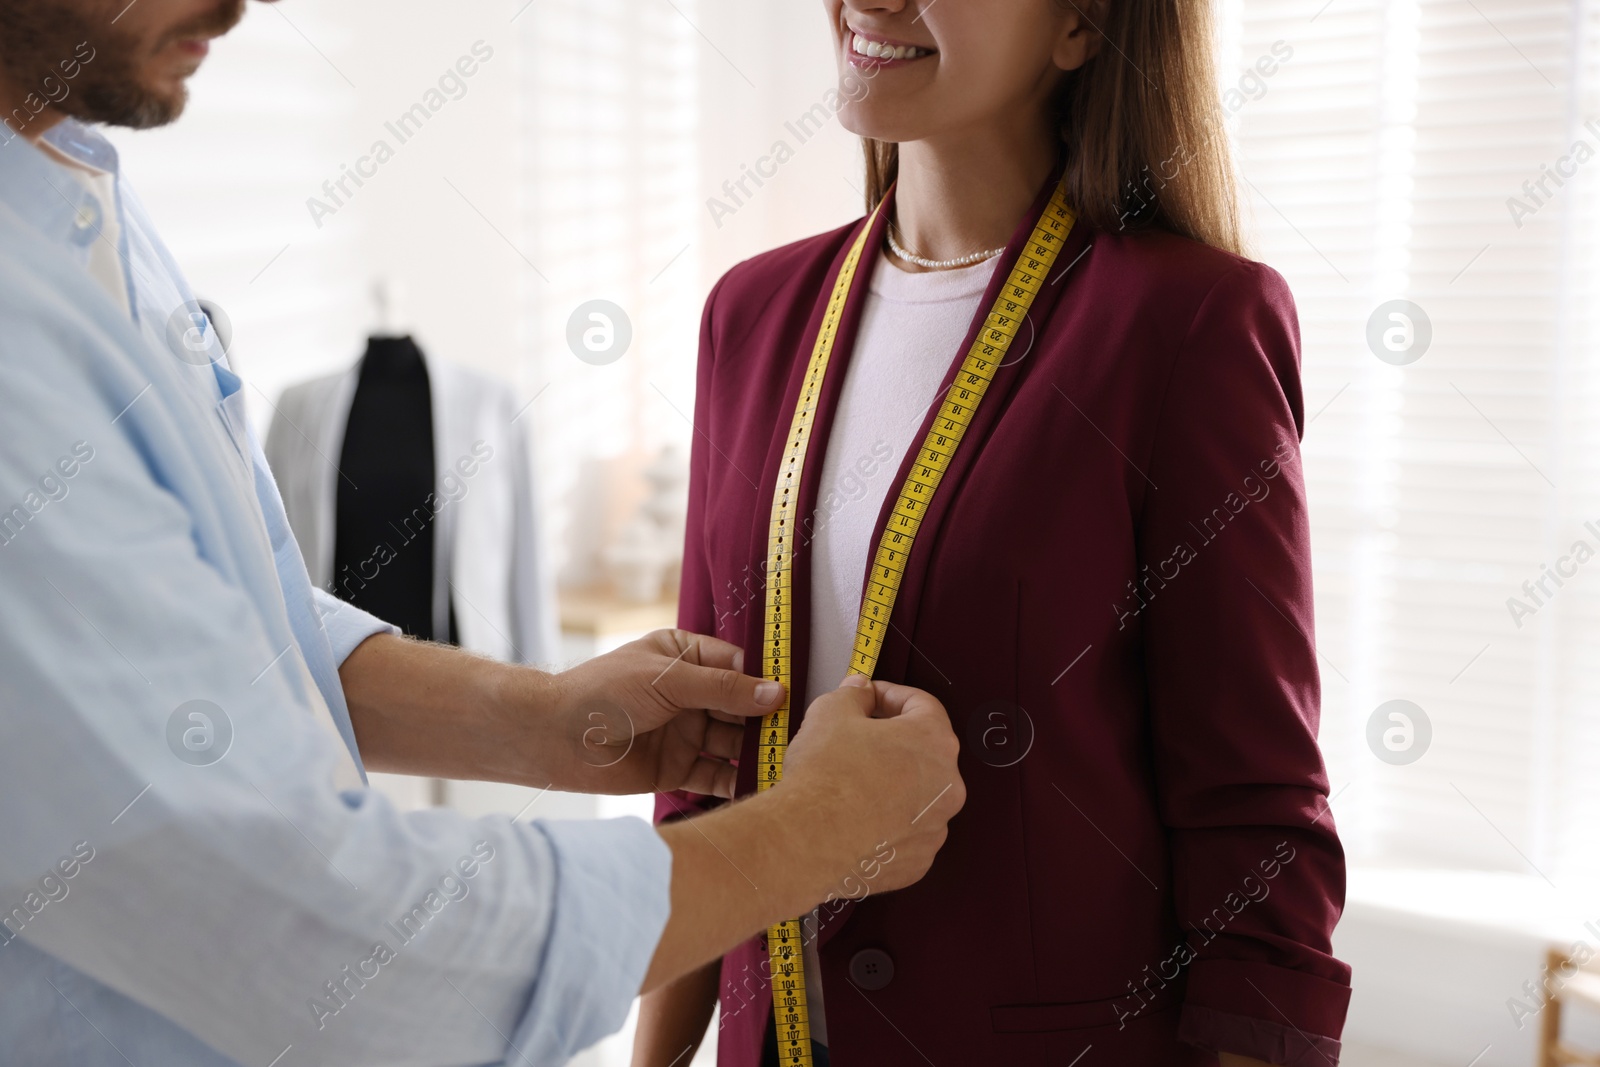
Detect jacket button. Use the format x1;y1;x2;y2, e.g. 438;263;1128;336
848;948;894;991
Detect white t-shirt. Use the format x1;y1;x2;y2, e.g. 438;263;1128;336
801;248;999;1043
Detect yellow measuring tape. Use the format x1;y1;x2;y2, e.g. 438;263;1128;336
755;182;1076;1066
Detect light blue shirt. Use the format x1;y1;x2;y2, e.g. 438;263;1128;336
0;119;671;1066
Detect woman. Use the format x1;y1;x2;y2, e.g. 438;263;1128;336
641;1;1350;1064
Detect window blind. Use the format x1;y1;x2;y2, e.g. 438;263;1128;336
515;0;701;587
1232;0;1600;878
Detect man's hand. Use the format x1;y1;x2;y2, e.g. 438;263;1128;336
778;675;965;892
340;629;780;795
548;629;784;797
640;675;966;990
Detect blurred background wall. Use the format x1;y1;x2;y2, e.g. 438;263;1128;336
104;1;1600;1064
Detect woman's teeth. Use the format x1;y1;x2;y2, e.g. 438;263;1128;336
851;33;933;61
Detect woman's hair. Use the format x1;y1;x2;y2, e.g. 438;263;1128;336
864;0;1243;255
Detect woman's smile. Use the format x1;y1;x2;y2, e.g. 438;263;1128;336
846;25;937;68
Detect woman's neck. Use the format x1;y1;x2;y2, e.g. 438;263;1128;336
890;120;1060;273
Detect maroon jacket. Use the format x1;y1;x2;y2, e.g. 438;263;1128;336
658;181;1351;1066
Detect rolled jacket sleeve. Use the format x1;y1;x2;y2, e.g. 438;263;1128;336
1139;262;1352;1064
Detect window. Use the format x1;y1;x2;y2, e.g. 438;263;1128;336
1231;0;1600;878
516;0;701;586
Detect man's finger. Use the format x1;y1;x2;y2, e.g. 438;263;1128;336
870;680;946;721
703;720;744;761
644;629;743;674
644;629;781;717
679;755;739;799
802;680;877;721
653;659;783;718
659;629;744;673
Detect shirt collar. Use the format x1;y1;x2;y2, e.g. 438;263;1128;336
0;118;119;258
41;117;121;174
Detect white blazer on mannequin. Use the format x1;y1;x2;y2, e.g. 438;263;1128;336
265;351;558;666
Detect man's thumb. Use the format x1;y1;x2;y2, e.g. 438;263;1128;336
804;676;877;722
655;661;784;718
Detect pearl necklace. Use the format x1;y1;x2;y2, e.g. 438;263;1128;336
887;222;1006;271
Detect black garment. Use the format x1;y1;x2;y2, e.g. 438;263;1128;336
761;1026;829;1067
332;335;457;643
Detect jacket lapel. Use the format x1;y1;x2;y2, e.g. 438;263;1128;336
736;208;892;785
734;176;1090;764
860;176;1092;686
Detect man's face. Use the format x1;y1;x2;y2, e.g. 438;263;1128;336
0;0;248;129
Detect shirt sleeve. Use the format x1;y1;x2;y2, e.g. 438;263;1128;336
313;586;399;665
0;246;668;1067
1139;261;1352;1065
510;818;672;1063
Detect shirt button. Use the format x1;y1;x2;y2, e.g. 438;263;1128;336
71;198;101;244
848;948;894;991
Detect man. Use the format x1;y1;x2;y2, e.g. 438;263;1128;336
0;1;965;1064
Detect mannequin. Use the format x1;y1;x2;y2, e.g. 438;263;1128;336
329;281;457;643
267;278;559;667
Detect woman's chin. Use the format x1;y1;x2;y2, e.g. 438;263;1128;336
837;107;912;145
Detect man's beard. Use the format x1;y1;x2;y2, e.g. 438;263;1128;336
0;0;244;130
